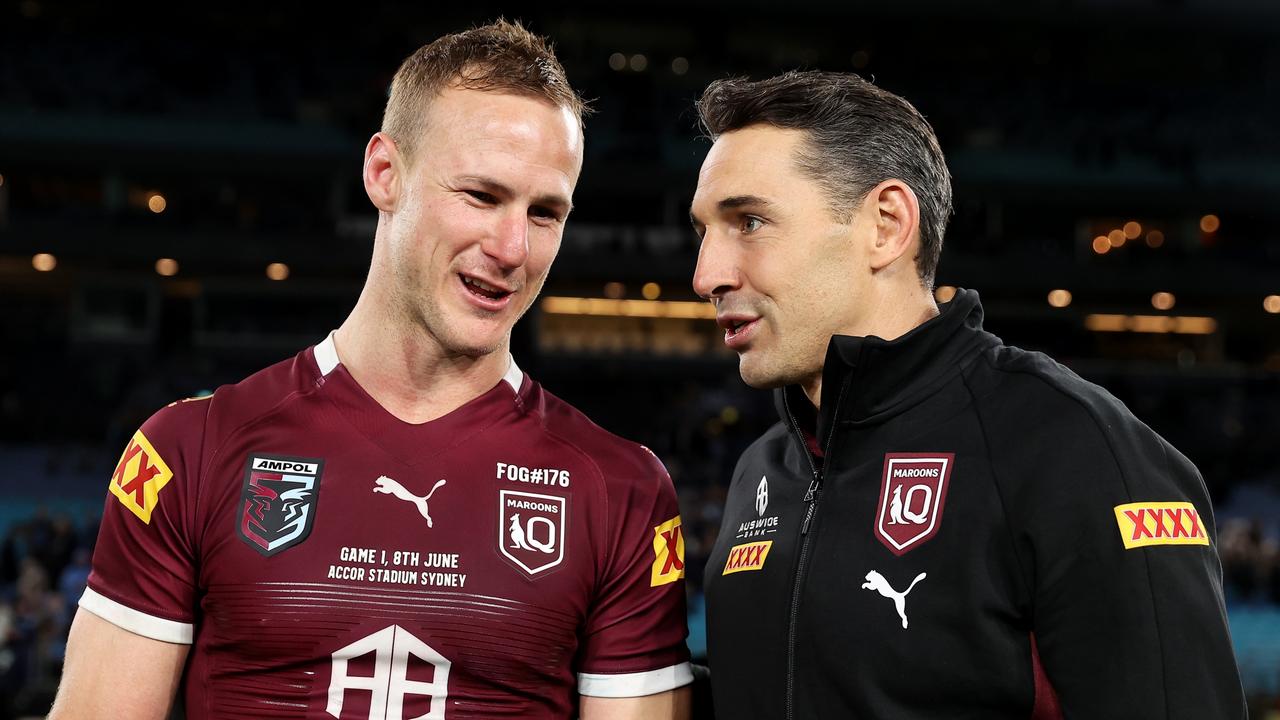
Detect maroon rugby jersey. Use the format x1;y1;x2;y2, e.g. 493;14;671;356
81;333;691;719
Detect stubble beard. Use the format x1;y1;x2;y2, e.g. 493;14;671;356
738;323;824;391
390;257;507;359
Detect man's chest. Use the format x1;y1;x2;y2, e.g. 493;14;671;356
186;424;602;702
709;419;1036;712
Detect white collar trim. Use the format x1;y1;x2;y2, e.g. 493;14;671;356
316;330;523;393
314;330;340;376
502;355;524;394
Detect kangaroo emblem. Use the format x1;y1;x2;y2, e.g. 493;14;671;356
862;570;927;629
509;513;555;553
888;485;928;525
373;476;447;528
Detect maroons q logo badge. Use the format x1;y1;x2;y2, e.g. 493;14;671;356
498;490;565;576
874;453;954;556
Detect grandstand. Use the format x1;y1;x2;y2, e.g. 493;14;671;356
1;1;1278;717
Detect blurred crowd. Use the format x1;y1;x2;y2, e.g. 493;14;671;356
1223;518;1280;605
0;510;96;719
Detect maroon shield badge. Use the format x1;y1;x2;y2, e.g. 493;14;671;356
874;453;954;556
498;490;566;576
238;453;324;557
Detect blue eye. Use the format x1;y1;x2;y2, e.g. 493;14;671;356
741;216;763;233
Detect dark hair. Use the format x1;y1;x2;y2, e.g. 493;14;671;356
382;19;589;161
697;71;952;286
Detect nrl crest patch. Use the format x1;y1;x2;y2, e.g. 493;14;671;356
238;453;324;557
874;453;954;556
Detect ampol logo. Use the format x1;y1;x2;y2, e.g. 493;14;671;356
237;453;323;557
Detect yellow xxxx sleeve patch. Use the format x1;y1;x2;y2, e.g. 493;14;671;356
651;515;686;587
108;429;174;524
1114;502;1209;549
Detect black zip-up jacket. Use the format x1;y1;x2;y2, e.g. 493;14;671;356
705;289;1245;719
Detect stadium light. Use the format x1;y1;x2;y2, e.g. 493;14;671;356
1047;289;1072;308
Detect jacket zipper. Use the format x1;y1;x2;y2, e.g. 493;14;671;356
783;377;850;720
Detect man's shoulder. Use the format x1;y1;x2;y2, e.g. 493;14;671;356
527;383;669;486
739;421;792;464
965;342;1186;484
143;347;321;451
721;421;791;493
967;342;1144;435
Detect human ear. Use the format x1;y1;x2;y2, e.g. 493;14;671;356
865;179;920;272
363;132;402;213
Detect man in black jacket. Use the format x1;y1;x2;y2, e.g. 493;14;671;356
688;70;1245;719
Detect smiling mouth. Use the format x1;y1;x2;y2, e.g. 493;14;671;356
725;318;758;336
460;274;513;301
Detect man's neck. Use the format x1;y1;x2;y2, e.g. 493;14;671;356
802;374;823;412
332;304;511;425
799;291;941;412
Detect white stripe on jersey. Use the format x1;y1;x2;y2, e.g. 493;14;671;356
577;661;694;697
79;586;194;644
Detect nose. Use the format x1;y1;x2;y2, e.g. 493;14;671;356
482;208;530;270
692;232;740;300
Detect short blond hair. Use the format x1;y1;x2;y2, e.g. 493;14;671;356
381;19;589;161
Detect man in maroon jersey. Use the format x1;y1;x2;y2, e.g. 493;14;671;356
49;20;692;720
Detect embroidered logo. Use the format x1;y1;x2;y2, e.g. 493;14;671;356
651;515;686;586
1113;502;1208;549
498;490;566;576
238;454;323;557
874;453;954;555
109;429;174;524
327;625;450;719
862;570;927;629
375;476;447;527
722;541;772;575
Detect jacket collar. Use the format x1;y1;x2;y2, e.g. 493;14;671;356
774;288;998;443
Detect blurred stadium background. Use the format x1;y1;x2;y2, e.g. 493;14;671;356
2;0;1279;716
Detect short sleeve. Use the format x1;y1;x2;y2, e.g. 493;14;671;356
80;397;209;644
577;447;693;698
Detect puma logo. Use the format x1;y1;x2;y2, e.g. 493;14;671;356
862;570;927;629
374;476;447;528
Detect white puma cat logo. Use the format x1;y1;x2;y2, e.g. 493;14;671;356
862;570;927;629
374;476;447;528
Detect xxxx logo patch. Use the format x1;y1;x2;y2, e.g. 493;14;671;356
1113;502;1209;549
722;541;772;575
651;515;686;587
109;429;174;524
